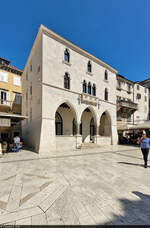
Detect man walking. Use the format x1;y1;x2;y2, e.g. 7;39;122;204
137;131;150;168
13;134;20;152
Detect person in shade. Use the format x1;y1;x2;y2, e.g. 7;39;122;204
13;134;20;152
137;131;150;168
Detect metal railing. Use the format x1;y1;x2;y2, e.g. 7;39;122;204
0;99;11;106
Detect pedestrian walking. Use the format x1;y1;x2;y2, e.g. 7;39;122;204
13;134;20;152
137;131;150;168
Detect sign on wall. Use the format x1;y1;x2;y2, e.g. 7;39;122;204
0;118;11;127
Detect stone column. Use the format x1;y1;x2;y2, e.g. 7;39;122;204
95;125;99;144
76;122;82;148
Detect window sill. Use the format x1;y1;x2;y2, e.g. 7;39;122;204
0;81;8;83
86;71;93;76
13;84;21;87
104;80;108;83
62;60;71;66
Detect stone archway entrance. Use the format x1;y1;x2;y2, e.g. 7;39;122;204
80;108;96;143
99;112;111;136
97;111;112;145
55;102;78;149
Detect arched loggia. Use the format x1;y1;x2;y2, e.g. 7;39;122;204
55;102;77;136
99;111;111;136
80;107;97;143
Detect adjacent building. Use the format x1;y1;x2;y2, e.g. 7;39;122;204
138;78;150;120
116;74;149;132
0;57;24;141
22;25;118;157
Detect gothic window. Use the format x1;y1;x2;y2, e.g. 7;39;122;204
82;80;87;93
88;82;91;95
64;73;70;89
55;112;63;135
87;61;92;73
92;84;96;96
105;70;108;80
64;49;70;63
104;88;108;101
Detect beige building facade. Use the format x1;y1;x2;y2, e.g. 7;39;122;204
22;25;118;157
0;57;23;141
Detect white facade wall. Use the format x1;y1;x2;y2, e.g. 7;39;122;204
22;36;42;151
133;83;149;123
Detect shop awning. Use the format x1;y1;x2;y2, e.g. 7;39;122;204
0;112;28;123
117;122;150;131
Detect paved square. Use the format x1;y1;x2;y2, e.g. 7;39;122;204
0;145;150;225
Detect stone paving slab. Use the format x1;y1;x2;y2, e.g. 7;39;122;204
0;207;42;224
0;145;150;225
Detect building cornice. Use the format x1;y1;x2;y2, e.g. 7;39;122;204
0;64;22;76
40;25;118;74
117;75;133;85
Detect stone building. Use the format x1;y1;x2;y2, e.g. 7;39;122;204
138;78;150;120
116;74;149;132
22;25;118;157
0;57;25;140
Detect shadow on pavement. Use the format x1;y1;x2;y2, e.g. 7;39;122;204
118;162;145;167
98;191;150;225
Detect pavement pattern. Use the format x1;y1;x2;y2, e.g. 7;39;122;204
0;145;150;225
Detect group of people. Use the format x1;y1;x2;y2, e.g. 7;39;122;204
1;134;23;153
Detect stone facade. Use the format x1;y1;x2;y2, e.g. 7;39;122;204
133;83;149;123
22;25;118;157
116;74;149;130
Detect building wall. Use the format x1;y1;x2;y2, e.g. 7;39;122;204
133;83;149;123
22;36;42;151
116;77;134;126
116;80;133;101
0;69;22;114
42;34;116;104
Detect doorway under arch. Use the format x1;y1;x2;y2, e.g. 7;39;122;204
80;107;96;143
55;102;77;136
99;111;111;137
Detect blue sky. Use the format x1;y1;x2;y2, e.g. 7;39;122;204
0;0;150;82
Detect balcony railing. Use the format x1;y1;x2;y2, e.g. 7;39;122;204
0;99;11;106
81;94;98;106
117;99;138;110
